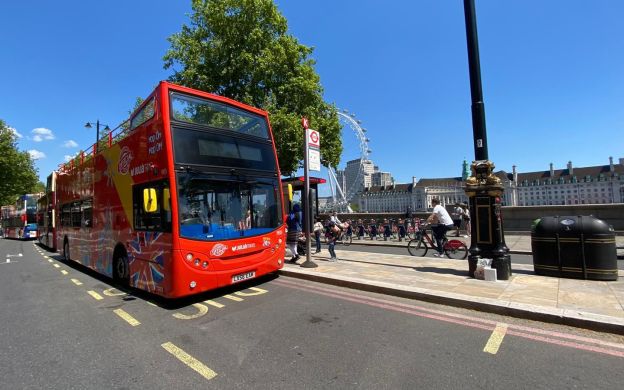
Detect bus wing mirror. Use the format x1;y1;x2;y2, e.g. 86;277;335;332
163;188;171;211
143;188;158;213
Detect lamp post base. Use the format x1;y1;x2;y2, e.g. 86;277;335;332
465;160;512;280
300;259;318;268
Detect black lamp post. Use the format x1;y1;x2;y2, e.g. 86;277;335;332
84;120;110;152
462;0;511;279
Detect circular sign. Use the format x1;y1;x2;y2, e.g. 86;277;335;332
310;131;319;144
301;117;309;129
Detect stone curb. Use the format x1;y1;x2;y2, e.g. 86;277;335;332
278;265;624;336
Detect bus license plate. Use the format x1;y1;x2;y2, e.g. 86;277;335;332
232;271;255;284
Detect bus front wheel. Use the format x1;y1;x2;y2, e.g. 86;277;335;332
113;251;129;286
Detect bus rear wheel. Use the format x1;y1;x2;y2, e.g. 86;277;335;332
63;240;70;261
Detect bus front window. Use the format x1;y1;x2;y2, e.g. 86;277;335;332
177;175;281;241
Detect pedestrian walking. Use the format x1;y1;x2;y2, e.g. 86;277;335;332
286;203;303;263
313;217;323;253
383;218;391;241
462;203;471;237
327;221;340;261
452;203;463;237
369;218;378;240
356;219;365;240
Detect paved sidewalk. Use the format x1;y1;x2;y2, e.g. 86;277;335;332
280;248;624;334
345;234;624;255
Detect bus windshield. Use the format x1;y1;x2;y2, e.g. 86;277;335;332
177;174;282;241
172;128;277;172
170;92;269;138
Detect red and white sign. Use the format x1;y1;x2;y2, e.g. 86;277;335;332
210;243;228;257
118;146;133;175
301;117;309;129
307;129;320;148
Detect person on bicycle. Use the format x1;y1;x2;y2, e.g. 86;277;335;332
428;198;455;257
330;211;342;227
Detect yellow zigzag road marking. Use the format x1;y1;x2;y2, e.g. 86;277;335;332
172;303;208;320
113;309;140;326
484;323;508;355
87;291;104;300
161;342;217;380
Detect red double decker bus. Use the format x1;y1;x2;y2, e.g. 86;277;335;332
55;82;286;298
37;172;58;250
1;194;40;239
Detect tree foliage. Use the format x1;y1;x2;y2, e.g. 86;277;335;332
0;120;40;205
163;0;342;175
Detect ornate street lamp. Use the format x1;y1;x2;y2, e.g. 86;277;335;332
84;120;110;152
462;0;511;279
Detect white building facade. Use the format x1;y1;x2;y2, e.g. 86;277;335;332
358;157;624;212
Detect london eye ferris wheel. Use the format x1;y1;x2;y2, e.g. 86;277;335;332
325;109;372;213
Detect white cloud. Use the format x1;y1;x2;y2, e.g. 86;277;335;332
28;149;46;160
63;140;79;148
31;127;55;142
8;127;22;138
64;155;73;162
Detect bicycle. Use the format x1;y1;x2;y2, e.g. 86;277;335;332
407;223;468;259
324;222;352;246
337;222;353;246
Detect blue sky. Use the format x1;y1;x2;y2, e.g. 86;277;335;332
1;1;622;194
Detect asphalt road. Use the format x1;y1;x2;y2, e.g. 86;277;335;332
337;241;624;270
2;237;624;389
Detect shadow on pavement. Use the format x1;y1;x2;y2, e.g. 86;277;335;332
34;242;278;310
413;266;469;277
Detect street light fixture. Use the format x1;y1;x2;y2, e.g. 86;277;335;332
84;120;111;152
462;0;511;280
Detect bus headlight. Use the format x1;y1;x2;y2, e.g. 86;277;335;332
186;253;193;262
202;261;208;268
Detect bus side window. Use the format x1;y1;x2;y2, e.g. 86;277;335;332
61;204;71;227
82;199;93;228
163;187;172;231
71;202;81;228
133;181;169;232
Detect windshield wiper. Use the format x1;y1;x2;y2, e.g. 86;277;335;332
177;165;205;175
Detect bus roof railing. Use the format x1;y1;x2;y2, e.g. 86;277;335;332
58;118;132;173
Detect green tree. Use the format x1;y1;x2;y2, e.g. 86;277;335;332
33;181;46;193
0;120;39;205
163;0;342;175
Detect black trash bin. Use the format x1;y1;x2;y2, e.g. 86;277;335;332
531;215;618;281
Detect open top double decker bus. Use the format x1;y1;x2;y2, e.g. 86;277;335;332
37;172;57;250
55;81;286;298
1;194;40;239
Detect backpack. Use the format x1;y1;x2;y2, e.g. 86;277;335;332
287;212;300;230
